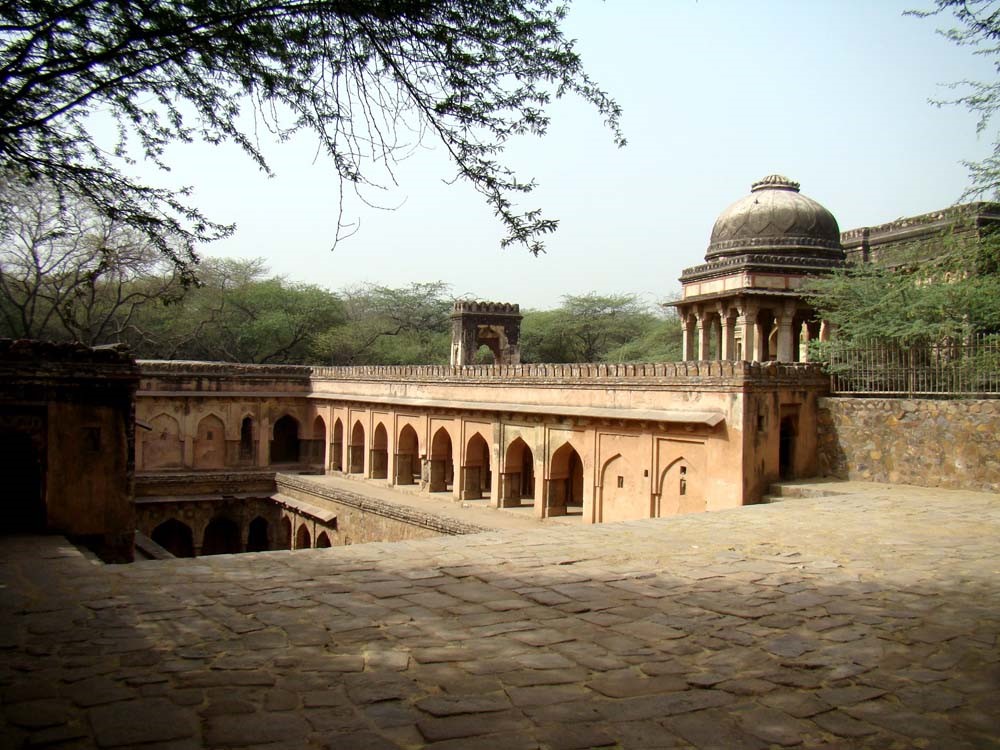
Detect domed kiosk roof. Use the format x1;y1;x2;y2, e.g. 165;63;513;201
706;175;842;261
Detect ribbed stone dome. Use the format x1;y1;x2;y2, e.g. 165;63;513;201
706;175;842;261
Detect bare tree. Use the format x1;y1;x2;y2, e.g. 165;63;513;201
0;175;182;344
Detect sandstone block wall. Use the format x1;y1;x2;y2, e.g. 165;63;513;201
818;397;1000;492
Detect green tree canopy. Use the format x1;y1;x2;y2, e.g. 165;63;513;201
804;224;1000;346
520;293;681;363
313;281;453;365
0;0;623;273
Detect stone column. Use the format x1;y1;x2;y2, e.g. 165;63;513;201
737;305;757;362
718;305;736;361
799;322;811;362
697;311;712;361
681;312;696;361
776;307;796;362
258;415;270;466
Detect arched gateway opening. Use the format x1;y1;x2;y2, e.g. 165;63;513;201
429;428;453;493
246;516;269;552
547;443;584;517
394;425;419;485
202;517;241;555
500;437;534;507
371;423;388;479
461;433;491;500
152;519;194;558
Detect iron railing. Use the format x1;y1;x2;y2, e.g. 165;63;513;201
826;334;1000;397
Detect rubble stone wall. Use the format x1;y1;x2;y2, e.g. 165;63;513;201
817;397;1000;492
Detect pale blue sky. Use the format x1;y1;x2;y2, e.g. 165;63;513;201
144;1;996;309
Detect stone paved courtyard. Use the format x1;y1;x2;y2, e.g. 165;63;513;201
1;483;998;749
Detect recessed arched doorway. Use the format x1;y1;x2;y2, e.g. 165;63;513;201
202;517;241;555
461;433;491;500
547;443;584;517
151;519;195;558
349;421;365;474
429;428;453;493
394;425;419;485
331;418;344;471
311;415;327;467
271;415;300;464
316;531;331;548
0;431;44;534
371;423;388;479
500;437;534;507
295;523;311;550
246;516;269;552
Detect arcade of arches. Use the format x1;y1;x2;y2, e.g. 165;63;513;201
133;359;829;554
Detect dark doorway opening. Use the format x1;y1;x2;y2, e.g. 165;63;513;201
779;416;797;480
246;516;269;552
151;519;195;558
202;517;241;555
0;432;44;533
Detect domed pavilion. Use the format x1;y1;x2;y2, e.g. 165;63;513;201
674;175;845;362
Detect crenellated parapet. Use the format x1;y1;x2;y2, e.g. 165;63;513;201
308;360;828;388
450;300;520;316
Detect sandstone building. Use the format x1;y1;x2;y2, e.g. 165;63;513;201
4;175;996;561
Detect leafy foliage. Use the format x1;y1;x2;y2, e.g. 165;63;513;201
125;258;346;363
520;293;681;363
0;0;623;270
312;282;453;365
804;224;1000;348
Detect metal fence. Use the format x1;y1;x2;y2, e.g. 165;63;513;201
826;335;1000;397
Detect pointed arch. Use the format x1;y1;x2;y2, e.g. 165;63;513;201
429;427;453;492
246;516;269;552
316;531;332;548
461;432;491;500
395;424;420;485
202;517;241;555
349;420;365;473
658;456;704;517
194;413;226;469
599;452;648;523
295;523;311;550
310;415;327;467
151;519;194;558
144;413;183;469
500;437;534;506
547;442;584;517
331;418;344;471
371;422;389;479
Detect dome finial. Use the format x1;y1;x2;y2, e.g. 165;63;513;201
751;174;800;193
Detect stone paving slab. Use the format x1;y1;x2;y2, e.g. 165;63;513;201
1;483;999;748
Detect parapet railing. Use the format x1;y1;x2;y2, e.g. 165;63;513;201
310;360;828;382
136;358;829;384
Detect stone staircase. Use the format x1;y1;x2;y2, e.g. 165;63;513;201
760;479;856;504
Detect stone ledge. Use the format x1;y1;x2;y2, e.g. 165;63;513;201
275;474;489;537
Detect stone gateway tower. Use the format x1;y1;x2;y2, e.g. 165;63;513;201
449;301;522;366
